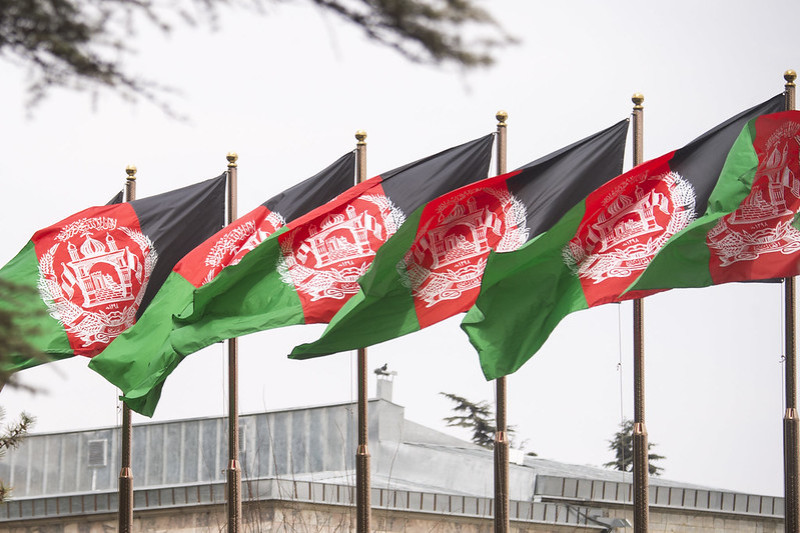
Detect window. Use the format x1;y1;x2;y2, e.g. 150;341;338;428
87;439;107;468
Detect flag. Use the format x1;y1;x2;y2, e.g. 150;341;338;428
290;121;629;359
629;110;800;290
89;152;356;413
108;191;124;205
462;94;785;380
0;174;227;371
102;134;494;416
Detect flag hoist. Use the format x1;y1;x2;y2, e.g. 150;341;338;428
782;68;799;533
119;164;136;533
225;152;243;533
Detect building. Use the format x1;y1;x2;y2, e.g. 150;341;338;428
0;377;784;532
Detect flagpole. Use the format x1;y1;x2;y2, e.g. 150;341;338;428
630;93;650;533
783;69;799;533
225;152;243;533
354;130;371;533
493;110;510;533
118;164;136;533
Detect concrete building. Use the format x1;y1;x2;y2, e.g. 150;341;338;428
0;377;784;532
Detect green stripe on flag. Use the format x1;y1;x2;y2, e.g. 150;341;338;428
461;200;590;379
89;270;196;416
290;208;426;359
169;228;305;356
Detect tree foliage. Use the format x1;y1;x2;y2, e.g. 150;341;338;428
0;279;49;390
0;0;514;107
603;418;665;476
0;408;34;503
439;391;533;454
440;392;496;448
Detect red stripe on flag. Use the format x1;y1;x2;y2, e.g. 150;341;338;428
567;151;683;307
708;113;800;283
173;205;275;288
278;180;394;324
406;175;526;329
32;203;144;357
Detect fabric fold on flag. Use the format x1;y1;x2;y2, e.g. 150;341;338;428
0;174;227;372
89;152;356;415
172;134;493;345
462;94;785;380
110;135;493;417
104;135;494;416
629;110;800;289
290;120;630;359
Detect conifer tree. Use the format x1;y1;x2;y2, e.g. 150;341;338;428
604;418;665;476
0;408;34;502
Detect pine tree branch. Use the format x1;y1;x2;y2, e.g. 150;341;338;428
0;0;515;110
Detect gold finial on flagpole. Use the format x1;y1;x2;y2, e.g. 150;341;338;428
227;152;238;168
355;130;367;145
496;110;508;126
632;93;644;110
786;70;797;86
125;165;137;181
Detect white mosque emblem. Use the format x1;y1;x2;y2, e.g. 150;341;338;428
37;217;157;351
708;125;800;266
277;195;405;301
563;171;696;284
402;186;528;307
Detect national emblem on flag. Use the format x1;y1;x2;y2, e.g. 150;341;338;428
0;174;227;371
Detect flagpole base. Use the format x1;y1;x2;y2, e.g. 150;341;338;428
494;433;510;533
632;423;650;533
356;445;371;533
227;461;242;533
785;409;799;533
118;468;133;533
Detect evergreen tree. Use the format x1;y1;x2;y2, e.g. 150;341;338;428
440;392;496;448
604;418;665;476
0;408;34;502
440;392;535;454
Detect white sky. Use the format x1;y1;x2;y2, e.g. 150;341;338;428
1;0;798;498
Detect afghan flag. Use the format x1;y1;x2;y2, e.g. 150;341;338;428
462;94;785;380
0;174;227;371
290;121;629;359
89;152;356;414
98;135;493;416
627;110;800;290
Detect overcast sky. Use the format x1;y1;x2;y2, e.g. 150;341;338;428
1;0;799;497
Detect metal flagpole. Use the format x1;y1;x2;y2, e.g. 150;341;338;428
225;152;242;533
118;164;137;533
354;130;371;533
493;110;510;533
783;69;799;533
630;93;650;533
